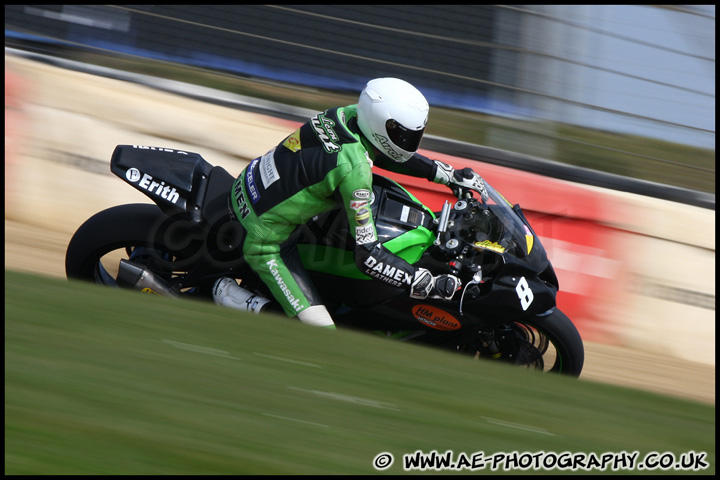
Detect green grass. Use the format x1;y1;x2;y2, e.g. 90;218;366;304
5;270;715;474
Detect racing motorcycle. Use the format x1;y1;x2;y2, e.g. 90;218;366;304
65;145;584;376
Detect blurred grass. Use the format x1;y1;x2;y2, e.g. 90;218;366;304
59;49;716;195
5;270;715;474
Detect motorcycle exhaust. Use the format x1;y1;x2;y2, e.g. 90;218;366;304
117;259;179;298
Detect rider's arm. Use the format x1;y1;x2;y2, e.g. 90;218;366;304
336;164;455;300
374;152;480;192
373;152;435;180
336;163;415;286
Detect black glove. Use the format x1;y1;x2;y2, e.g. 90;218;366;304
434;274;462;300
410;268;434;300
432;161;486;198
453;167;475;181
410;269;462;301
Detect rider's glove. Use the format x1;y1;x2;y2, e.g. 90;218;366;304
410;268;462;301
410;268;434;300
434;274;462;301
432;160;485;197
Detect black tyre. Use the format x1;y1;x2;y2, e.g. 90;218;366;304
66;204;175;284
514;308;584;376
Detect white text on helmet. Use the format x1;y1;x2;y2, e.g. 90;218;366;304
372;133;403;161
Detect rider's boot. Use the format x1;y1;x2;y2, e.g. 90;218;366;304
212;277;271;314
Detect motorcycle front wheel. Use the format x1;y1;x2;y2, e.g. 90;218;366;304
511;308;584;376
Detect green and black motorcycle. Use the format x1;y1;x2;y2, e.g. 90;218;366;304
66;145;584;376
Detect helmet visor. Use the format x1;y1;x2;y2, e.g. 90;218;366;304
386;119;424;153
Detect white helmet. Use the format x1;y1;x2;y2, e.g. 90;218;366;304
357;78;429;163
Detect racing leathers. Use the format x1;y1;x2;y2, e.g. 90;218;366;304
229;104;468;326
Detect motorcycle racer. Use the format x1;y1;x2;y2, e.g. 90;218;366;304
216;77;483;328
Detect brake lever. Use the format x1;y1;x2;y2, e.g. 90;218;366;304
459;267;482;316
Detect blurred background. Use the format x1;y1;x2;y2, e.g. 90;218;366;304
5;4;715;200
4;5;715;398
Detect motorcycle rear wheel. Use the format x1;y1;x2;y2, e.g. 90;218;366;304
65;204;199;288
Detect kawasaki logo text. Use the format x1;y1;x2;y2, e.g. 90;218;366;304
266;259;306;313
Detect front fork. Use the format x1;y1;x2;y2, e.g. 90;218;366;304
462;325;520;363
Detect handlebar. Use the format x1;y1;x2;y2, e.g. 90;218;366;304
452;172;489;202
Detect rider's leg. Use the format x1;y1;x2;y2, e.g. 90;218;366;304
213;277;272;314
243;234;335;328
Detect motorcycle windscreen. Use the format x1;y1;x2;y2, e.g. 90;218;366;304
456;183;544;266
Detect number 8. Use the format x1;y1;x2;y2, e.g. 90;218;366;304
515;276;534;311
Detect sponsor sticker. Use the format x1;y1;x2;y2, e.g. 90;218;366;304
131;145;188;155
355;206;371;226
473;240;506;253
311;113;341;154
362;256;412;286
128;171;181;204
353;189;371;200
523;224;534;254
266;259;305;313
246;158;260;203
355;225;376;245
126;167;141;182
412;305;461;331
259;148;280;189
232;178;250;219
282;129;302;152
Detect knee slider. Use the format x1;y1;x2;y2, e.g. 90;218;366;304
296;305;335;327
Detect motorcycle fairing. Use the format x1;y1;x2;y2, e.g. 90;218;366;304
111;145;213;220
328;273;556;332
315;179;561;330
